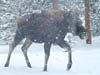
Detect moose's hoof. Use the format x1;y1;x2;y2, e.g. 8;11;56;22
27;65;32;68
27;63;32;68
43;67;47;72
4;63;9;67
43;69;47;72
67;63;72;71
28;65;32;68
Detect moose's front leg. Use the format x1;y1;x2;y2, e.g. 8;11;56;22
58;40;72;71
67;46;72;70
43;42;51;71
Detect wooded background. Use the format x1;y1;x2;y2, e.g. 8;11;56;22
0;0;100;44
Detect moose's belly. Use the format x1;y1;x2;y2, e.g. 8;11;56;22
29;34;63;45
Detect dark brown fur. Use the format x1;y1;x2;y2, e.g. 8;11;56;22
5;10;85;71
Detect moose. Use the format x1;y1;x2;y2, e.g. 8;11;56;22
4;10;85;71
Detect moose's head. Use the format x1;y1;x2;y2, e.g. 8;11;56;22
63;10;86;39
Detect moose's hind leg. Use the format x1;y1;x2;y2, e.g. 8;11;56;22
4;41;16;67
58;40;72;71
5;30;24;67
21;38;32;68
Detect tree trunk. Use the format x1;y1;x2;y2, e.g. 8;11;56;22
52;0;60;10
49;0;64;19
85;0;92;44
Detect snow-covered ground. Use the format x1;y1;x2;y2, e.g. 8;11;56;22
0;36;100;75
